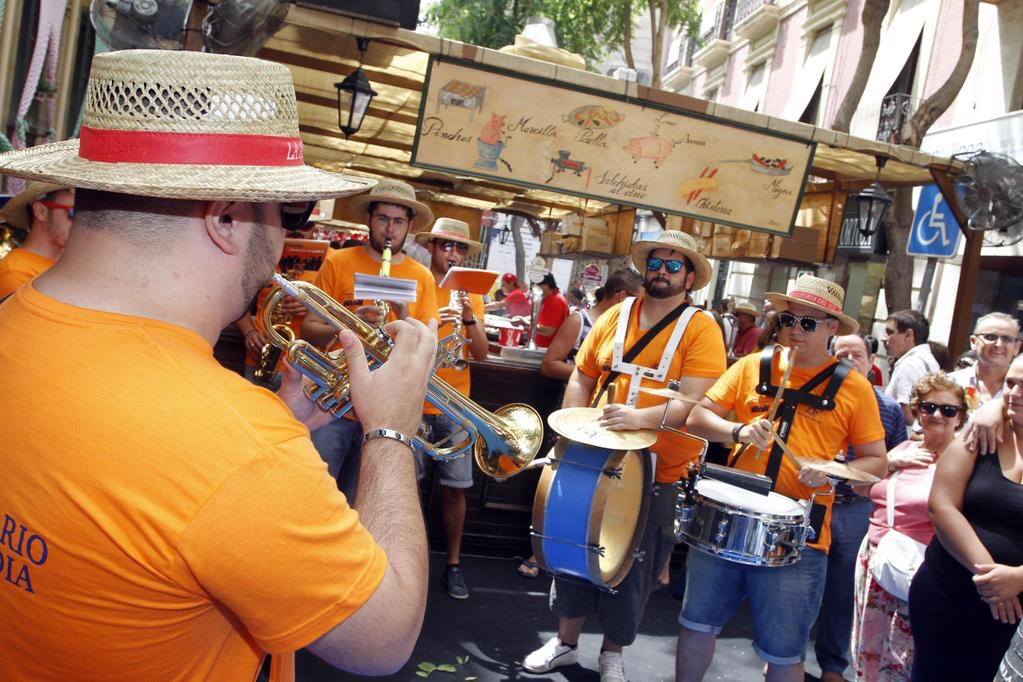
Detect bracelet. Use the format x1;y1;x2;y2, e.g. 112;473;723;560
731;423;744;443
462;317;477;326
362;428;415;452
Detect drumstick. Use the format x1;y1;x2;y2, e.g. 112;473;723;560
765;422;803;471
756;346;794;461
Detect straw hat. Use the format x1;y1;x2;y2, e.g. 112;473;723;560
765;275;859;335
0;181;68;230
630;230;712;291
0;50;373;202
348;179;434;229
413;217;482;257
734;302;759;319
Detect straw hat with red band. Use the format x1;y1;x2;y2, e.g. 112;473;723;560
0;50;373;203
0;181;69;230
413;217;482;257
734;302;759;319
348;179;434;229
765;275;859;335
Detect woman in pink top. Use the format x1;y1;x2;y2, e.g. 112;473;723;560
850;372;966;681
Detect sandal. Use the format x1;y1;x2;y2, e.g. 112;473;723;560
515;557;540;579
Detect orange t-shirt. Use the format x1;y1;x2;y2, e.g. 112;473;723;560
575;299;727;483
706;352;885;551
313;245;439;327
0;247;54;298
433;283;486;402
0;284;387;681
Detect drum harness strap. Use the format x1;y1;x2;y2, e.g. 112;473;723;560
730;344;852;537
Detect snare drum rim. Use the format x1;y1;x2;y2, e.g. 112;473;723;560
686;487;808;524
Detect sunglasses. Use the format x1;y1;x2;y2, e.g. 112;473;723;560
777;311;830;333
976;332;1020;345
281;201;316;232
646;257;685;274
918;401;962;418
40;200;75;219
438;239;470;254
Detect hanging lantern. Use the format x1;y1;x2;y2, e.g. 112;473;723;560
334;38;376;139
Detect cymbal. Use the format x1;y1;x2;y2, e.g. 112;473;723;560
794;457;881;484
637;386;701;403
547;407;658;450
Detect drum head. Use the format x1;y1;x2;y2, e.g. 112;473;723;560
594;448;653;587
694;478;804;517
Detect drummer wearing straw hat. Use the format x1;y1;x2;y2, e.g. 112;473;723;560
0;181;74;297
301;178;440;501
680;275;887;682
0;50;438;680
414;218;488;600
523;230;726;682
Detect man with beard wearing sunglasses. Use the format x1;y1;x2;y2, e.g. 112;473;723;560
522;231;725;682
680;275;887;682
411;218;488;600
301;179;440;500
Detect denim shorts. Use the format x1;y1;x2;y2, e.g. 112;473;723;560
679;546;828;665
414;414;473;488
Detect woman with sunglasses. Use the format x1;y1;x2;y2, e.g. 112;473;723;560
909;354;1023;681
850;372;967;681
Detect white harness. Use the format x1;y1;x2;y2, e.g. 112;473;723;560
611;296;705;406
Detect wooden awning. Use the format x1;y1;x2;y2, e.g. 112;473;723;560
264;6;963;217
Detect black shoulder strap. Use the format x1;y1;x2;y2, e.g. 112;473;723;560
592;300;689;406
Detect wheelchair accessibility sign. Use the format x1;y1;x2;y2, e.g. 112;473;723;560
907;184;962;258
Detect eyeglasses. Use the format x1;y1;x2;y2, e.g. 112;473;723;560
917;401;963;418
438;239;469;254
646;257;685;274
777;311;830;333
370;213;409;229
976;332;1020;345
40;200;75;219
280;201;316;232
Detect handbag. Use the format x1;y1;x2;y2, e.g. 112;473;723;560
868;469;927;601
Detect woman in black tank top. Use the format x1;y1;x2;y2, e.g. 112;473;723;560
909;357;1023;682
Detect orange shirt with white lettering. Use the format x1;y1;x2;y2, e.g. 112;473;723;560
575;299;727;483
705;352;885;551
313;245;439;326
0;284;386;681
0;248;54;298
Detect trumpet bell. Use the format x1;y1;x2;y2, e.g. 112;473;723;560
474;403;544;479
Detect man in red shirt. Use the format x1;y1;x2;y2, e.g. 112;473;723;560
731;302;761;358
534;272;569;348
487;272;532;318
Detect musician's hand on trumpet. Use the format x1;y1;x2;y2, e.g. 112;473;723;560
244;327;269;356
277;355;336;433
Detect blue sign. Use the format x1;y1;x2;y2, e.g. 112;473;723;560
907;184;962;258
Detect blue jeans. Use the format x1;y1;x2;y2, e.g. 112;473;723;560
814;496;871;674
310;417;363;503
679;547;829;665
415;414;473;488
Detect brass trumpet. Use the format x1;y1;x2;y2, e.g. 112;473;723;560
258;274;543;478
438;288;470;371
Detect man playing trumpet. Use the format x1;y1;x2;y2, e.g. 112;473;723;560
413;218;488;600
302;180;439;497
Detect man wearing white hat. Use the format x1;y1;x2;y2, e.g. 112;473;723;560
414;218;488;600
0;181;73;297
0;50;435;680
681;275;887;682
731;302;761;358
523;230;726;682
301;178;440;499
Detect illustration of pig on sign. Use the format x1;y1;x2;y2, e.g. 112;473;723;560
623;136;675;168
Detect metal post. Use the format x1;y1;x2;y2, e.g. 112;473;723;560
915;257;937;312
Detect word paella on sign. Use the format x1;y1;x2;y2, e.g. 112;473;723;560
412;58;816;236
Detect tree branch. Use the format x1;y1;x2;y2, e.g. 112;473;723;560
831;0;889;133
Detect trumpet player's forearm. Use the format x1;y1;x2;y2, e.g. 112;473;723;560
302;315;339;348
467;321;488;361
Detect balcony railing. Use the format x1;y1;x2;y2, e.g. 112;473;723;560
664;35;698;73
700;0;738;43
735;0;776;25
876;92;918;143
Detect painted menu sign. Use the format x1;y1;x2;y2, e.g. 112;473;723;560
412;58;816;236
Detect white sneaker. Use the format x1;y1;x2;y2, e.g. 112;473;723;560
598;650;627;682
522;637;578;673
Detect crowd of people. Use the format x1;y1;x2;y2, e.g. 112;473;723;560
1;49;1022;682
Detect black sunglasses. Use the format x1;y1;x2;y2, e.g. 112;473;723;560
918;401;962;418
777;311;830;333
439;240;470;254
280;201;316;232
647;257;685;274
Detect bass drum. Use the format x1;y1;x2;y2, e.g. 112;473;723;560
531;440;653;590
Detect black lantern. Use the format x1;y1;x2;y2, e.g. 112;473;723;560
497;224;511;245
334;38;377;139
851;156;892;236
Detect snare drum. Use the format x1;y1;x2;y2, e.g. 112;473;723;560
531;441;653;589
675;477;811;567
